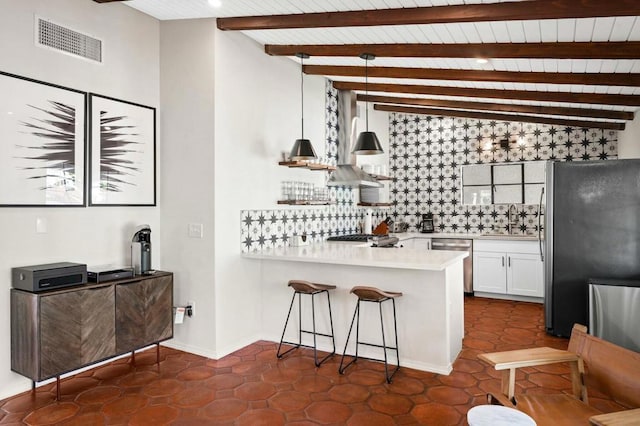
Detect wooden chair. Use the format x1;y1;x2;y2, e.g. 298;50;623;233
478;324;640;426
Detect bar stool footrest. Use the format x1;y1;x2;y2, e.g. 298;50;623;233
338;353;401;382
278;341;335;366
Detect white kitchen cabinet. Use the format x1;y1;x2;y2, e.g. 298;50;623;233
473;251;507;293
473;240;544;298
401;237;431;250
506;253;544;297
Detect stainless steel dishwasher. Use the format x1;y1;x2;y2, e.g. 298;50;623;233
431;238;473;294
589;278;640;352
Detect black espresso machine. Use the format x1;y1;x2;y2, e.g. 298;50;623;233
131;224;152;275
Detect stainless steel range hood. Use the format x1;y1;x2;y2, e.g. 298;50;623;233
327;164;382;188
327;96;382;188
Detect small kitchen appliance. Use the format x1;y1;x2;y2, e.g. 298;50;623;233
88;265;134;283
391;221;410;233
327;234;378;242
12;262;87;293
420;213;434;233
131;224;152;275
289;234;310;247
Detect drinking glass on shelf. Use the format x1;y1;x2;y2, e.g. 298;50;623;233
308;183;315;201
282;181;292;200
293;182;301;201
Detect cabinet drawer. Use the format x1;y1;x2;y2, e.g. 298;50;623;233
474;239;539;254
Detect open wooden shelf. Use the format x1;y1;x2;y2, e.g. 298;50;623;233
278;200;335;205
368;174;392;181
279;161;336;171
358;202;392;207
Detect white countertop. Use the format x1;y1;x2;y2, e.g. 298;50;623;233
243;241;468;271
391;232;539;241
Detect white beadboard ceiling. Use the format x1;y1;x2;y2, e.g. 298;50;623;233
121;0;640;126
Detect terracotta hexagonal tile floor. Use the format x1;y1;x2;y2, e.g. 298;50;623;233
0;297;622;425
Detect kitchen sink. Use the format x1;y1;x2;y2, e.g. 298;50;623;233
480;232;538;240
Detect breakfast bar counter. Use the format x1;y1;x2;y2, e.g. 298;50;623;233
243;242;467;374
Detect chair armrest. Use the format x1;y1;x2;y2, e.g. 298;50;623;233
478;347;583;401
478;347;579;370
589;408;640;426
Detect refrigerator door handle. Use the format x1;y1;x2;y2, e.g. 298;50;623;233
538;187;545;262
508;256;511;267
502;256;505;267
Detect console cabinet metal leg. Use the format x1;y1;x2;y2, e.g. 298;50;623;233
10;272;173;396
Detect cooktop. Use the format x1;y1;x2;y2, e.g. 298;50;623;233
327;234;381;242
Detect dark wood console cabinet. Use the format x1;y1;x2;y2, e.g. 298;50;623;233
115;274;173;353
11;272;173;384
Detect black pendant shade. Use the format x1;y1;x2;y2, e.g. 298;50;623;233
353;131;383;155
290;138;317;160
353;53;383;155
289;52;317;161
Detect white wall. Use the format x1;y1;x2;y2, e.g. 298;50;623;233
213;30;326;356
159;20;217;357
618;113;640;159
158;21;327;359
0;0;160;399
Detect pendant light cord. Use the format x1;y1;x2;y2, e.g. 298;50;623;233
300;54;304;140
364;56;369;131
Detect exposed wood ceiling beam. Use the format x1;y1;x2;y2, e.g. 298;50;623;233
333;81;640;106
374;104;625;130
305;65;640;87
358;95;634;121
217;0;639;30
267;42;640;60
93;0;128;3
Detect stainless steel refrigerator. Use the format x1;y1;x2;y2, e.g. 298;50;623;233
544;159;640;337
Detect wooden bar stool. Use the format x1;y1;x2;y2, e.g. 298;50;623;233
339;286;402;383
277;280;336;367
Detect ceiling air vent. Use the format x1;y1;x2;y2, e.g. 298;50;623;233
36;17;102;63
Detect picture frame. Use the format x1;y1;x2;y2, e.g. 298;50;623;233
0;71;87;206
89;94;156;206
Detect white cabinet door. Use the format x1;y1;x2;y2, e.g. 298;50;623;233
506;253;544;297
473;251;507;293
402;238;431;250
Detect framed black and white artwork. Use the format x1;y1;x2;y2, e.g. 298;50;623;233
0;71;86;206
89;94;156;206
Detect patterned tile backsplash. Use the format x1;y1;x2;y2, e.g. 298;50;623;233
389;113;618;234
241;80;618;252
241;188;389;253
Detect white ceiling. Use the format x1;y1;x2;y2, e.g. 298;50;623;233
122;0;640;123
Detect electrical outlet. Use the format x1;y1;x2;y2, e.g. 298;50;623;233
188;223;204;238
187;300;195;317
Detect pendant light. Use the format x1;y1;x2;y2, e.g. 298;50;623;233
352;53;384;155
289;53;317;161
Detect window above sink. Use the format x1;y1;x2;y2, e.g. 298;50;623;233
461;162;546;205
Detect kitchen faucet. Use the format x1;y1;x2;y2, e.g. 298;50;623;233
508;204;519;235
